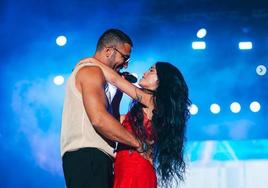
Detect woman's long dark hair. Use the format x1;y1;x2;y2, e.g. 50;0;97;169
128;62;191;185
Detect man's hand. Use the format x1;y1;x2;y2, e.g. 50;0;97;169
137;140;154;165
140;149;153;165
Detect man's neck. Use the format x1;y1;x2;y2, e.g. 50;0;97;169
92;53;110;67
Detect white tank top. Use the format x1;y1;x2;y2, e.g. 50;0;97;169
60;62;115;157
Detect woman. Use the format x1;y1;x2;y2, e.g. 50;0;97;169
89;58;191;187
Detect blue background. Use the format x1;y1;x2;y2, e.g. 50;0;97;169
1;0;268;187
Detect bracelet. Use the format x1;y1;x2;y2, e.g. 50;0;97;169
138;142;149;153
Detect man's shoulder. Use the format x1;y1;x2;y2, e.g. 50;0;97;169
76;64;105;85
78;64;102;74
76;60;103;75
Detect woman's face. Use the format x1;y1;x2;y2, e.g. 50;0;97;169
138;65;159;91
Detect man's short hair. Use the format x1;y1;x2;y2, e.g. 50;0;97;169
96;29;133;51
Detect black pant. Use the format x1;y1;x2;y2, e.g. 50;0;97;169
62;147;113;188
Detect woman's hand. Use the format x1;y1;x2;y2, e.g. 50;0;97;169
91;58;118;84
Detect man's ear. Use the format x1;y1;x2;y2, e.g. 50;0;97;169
105;47;113;57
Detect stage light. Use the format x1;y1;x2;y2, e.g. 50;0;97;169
256;65;266;76
56;35;67;46
53;75;65;85
239;41;252;50
197;28;207;39
230;102;241;113
250;101;261;112
189;104;198;115
210;103;221;114
192;41;206;50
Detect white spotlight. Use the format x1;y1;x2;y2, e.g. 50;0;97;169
250;101;261;112
189;104;198;115
239;41;252;50
210;103;221;114
53;75;65;85
197;28;207;39
192;41;206;50
56;35;67;46
256;65;267;76
230;102;241;113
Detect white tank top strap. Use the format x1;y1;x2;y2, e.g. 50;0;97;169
69;61;98;100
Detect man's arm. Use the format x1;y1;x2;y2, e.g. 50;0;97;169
76;66;140;148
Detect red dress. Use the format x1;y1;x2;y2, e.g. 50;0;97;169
113;112;157;188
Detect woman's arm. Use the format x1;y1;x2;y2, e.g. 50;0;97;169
86;58;154;108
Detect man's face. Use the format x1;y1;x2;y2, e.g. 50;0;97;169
107;43;131;72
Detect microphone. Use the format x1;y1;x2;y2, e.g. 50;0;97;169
119;72;137;83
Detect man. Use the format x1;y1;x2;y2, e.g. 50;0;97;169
61;29;143;188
